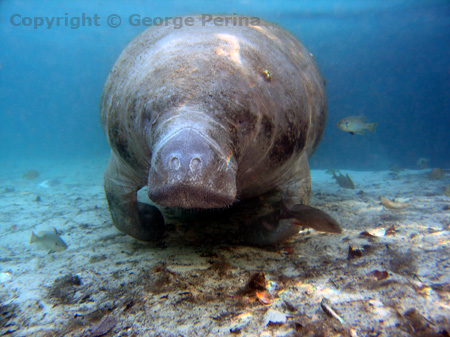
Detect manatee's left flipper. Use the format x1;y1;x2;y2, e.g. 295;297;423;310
279;152;312;207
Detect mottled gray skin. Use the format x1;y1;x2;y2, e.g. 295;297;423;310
101;16;327;244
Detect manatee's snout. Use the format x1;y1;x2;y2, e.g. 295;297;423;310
148;129;236;208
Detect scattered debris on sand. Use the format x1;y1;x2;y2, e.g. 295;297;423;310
380;197;410;209
1;163;449;336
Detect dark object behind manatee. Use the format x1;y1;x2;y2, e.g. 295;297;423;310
101;15;340;245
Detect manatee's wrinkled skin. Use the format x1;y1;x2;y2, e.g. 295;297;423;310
101;16;327;245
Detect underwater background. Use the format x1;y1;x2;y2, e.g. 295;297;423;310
0;0;449;170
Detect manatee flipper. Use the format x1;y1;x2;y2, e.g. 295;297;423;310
280;153;312;207
240;210;302;246
280;202;342;234
241;202;342;246
104;153;165;241
240;154;341;246
238;154;311;246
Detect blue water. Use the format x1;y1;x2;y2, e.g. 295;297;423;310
1;0;449;170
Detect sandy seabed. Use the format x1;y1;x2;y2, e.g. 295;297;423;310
0;157;449;337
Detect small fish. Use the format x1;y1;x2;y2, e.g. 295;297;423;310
38;178;61;188
337;116;377;135
380;197;409;210
428;168;445;180
30;228;68;252
325;169;341;176
388;164;404;173
416;157;429;169
332;172;355;189
22;169;39;180
445;185;450;197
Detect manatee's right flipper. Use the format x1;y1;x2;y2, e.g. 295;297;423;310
279;152;312;206
240;210;302;246
104;153;165;241
280;202;342;234
240;201;342;246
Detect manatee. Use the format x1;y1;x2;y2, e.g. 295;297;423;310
101;15;341;245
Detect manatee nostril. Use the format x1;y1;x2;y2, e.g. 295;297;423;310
169;156;181;170
189;156;202;172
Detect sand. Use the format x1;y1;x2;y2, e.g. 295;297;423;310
0;157;449;336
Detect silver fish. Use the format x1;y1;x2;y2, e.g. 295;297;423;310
30;228;68;252
337;116;377;135
332;172;355;189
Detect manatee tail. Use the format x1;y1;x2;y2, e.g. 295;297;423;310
366;122;377;133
